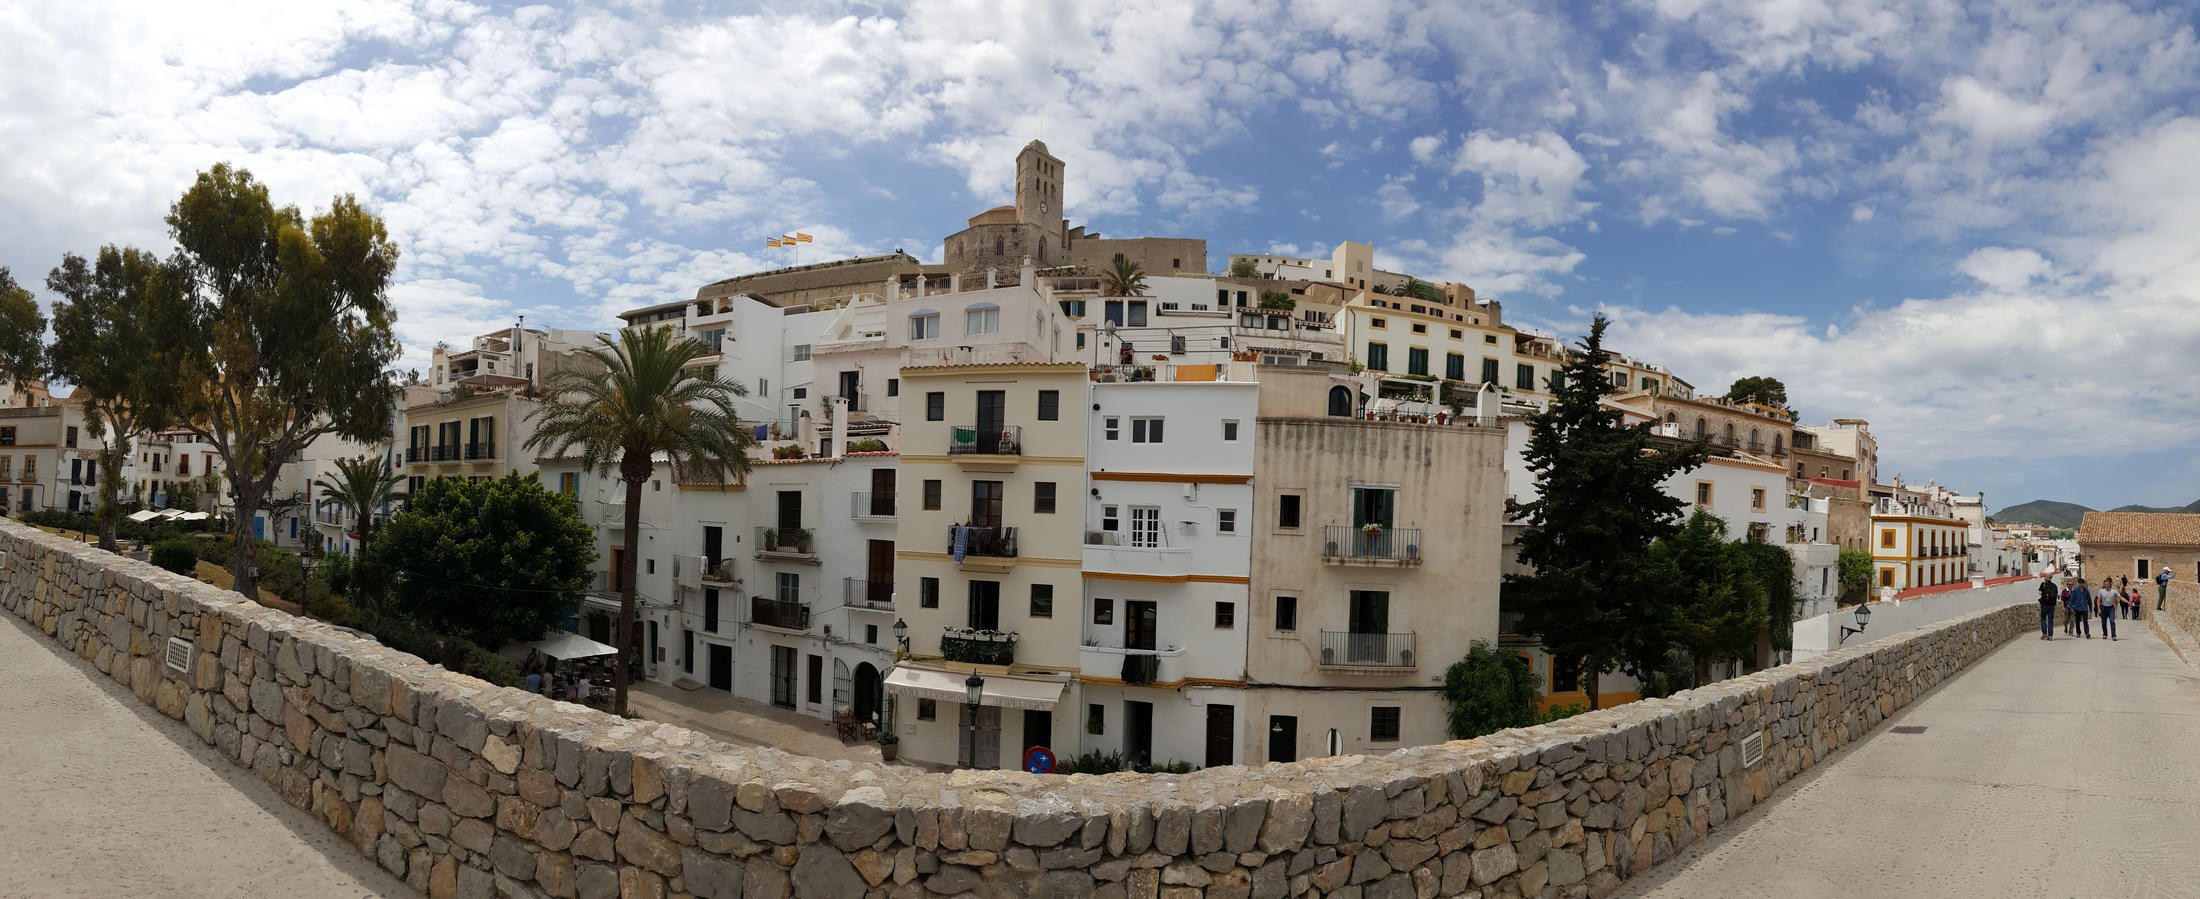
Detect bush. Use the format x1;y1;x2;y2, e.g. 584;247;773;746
317;553;355;596
847;438;888;453
151;539;200;575
1536;703;1588;725
1440;641;1542;740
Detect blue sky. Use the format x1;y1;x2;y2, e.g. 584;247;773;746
4;1;2200;511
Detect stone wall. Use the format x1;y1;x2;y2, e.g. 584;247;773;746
0;519;2033;899
2158;580;2200;645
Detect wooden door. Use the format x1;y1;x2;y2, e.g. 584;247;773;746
866;540;895;605
1205;705;1235;769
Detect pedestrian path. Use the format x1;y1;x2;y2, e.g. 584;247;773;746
1620;614;2200;898
0;613;410;898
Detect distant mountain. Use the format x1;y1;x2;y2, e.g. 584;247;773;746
1990;499;2095;529
2108;499;2200;514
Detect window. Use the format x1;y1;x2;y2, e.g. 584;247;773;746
1695;482;1712;508
792;387;807;400
646;558;656;575
1279;494;1303;529
965;304;1000;335
1092;598;1114;625
683;630;694;674
1037;390;1059;421
925;392;944;421
1445;353;1465;381
910;312;940;340
967;581;1000;630
1516;364;1535;391
0;427;12;445
865;624;878;645
557;472;578;496
1030;584;1054;618
1881;529;1895;548
886;378;899;397
1481;357;1500;384
1104;417;1119;440
1485;334;1498;344
1101;504;1119;532
1327;386;1354;417
759;377;769;397
1131;417;1164;444
1370;317;1387;329
1750;488;1766;512
792;344;811;361
1128;506;1162;548
807;655;823;704
1215;602;1235;629
775;571;800;603
1170;335;1186;354
1087;704;1105;735
918;699;937;721
920;577;939;608
1370;707;1401;743
65;426;77;448
1406;347;1429;376
1218;509;1237;534
703;590;720;632
1034;482;1056;514
1879;569;1894;587
1552;654;1581;693
1450;328;1463;339
1222;419;1239;441
1274;596;1297;631
1365;342;1389;371
1410;322;1426;334
923;479;942;510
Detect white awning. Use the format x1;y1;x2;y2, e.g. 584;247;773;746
884;666;1065;711
127;510;163;522
176;511;211;521
512;629;619;661
579;593;624;614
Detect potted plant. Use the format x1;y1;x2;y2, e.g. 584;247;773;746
761;528;777;551
1360;522;1385;555
876;731;899;761
785;527;812;553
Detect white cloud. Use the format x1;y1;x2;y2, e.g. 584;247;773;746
1955;247;2051;289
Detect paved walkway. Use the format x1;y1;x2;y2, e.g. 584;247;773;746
1622;612;2200;899
626;679;891;765
0;614;411;898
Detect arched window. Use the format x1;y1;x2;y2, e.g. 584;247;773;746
1664;412;1676;424
1750;428;1760;448
1723;423;1735;444
1773;433;1784;455
994;237;1004;256
1695;417;1706;438
1327;385;1354;417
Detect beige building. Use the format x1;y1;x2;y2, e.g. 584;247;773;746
400;326;604;490
942;140;1207;283
1799;419;1878;490
693;252;941;312
887;361;1088;769
1625;392;1794;457
1869;493;1971;591
1241;366;1506;760
2077;512;2200;607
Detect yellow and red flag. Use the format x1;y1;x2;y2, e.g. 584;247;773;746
766;237;782;248
795;232;814;243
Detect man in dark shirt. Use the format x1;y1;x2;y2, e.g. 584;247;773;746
2037;573;2059;640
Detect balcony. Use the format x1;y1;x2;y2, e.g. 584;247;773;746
755;526;819;562
948;425;1022;457
843;577;893;611
700;557;737;585
749;595;811;632
946;525;1016;560
822;393;870;413
851;491;895;520
405;448;425;463
463;441;495;460
940;627;1017;666
1319;631;1418;670
1321;525;1423;566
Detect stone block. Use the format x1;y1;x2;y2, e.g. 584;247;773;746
616;814;683;876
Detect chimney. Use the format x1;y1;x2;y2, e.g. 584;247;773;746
949;273;962;293
1020;255;1036;287
887;277;901;302
830;397;849;460
986;268;997;289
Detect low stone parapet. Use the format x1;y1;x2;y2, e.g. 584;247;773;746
0;518;2033;898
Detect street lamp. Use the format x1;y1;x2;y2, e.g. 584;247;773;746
892;618;910;659
962;672;985;769
1839;603;1873;644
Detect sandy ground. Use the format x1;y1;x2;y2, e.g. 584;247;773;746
0;613;413;898
1620;610;2200;899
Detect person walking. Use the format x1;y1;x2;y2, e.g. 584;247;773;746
2158;567;2174;611
2098;582;2119;641
2038;573;2059;640
2070;579;2094;639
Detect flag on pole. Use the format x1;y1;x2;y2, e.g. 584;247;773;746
782;234;800;246
794;232;813;243
766;238;782;248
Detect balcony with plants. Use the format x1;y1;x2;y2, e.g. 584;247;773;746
939;627;1017;666
945;524;1016;559
947;424;1022;458
749;595;811;632
755;525;818;563
1317;630;1418;671
1321;524;1423;566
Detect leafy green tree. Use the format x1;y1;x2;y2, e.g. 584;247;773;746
1649;511;1770;687
0;267;44;388
1101;257;1148;297
1506;315;1708;708
46;247;174;550
151;539;199;575
1837;549;1875;604
140;164;401;599
1724;376;1789;410
368;474;596;651
1257;289;1295;310
524;326;753;715
1441;641;1542;739
1731;541;1797;651
313;455;405;554
1228;257;1258;279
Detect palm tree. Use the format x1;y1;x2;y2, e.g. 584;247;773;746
313;455;405;554
524;326;753;716
1101;257;1148;296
